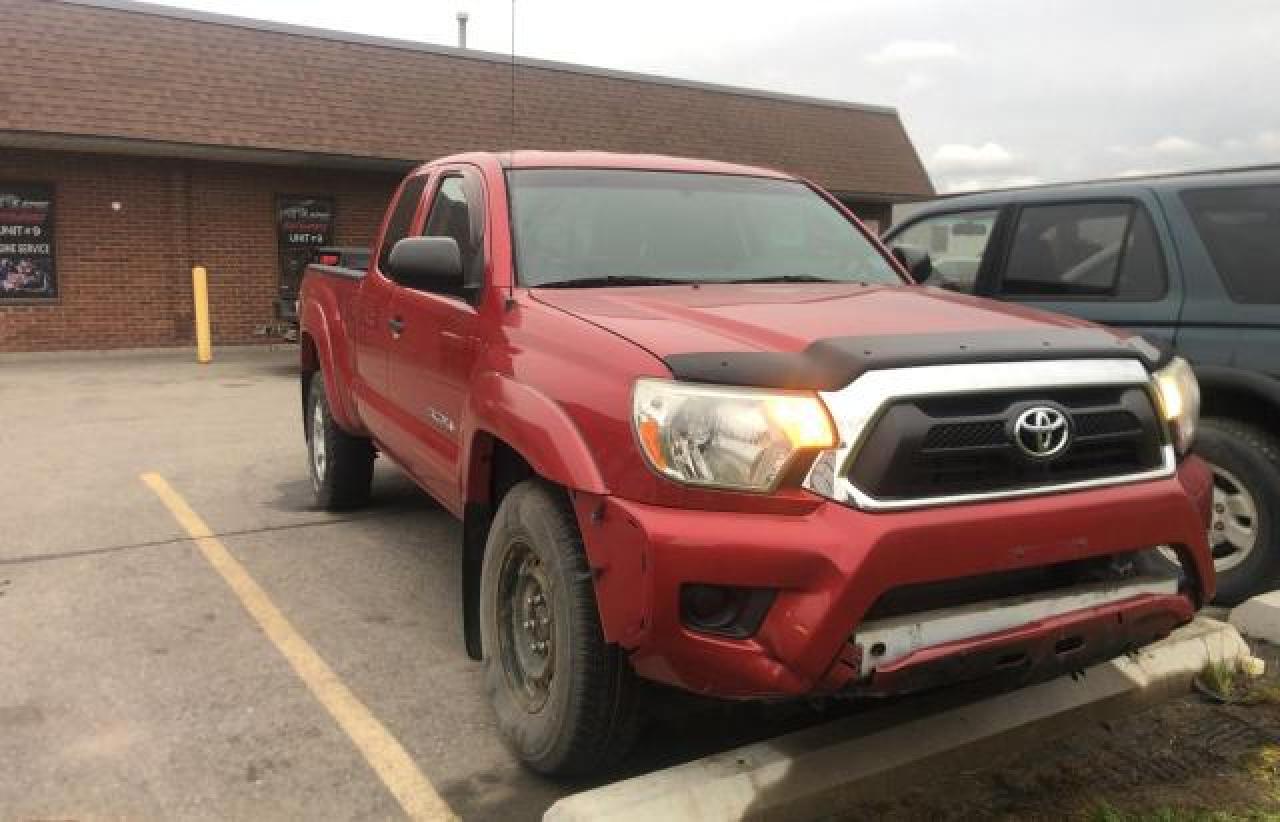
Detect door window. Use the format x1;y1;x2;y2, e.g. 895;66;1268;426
376;175;429;273
889;210;997;293
1181;184;1280;304
423;175;484;292
1000;202;1166;300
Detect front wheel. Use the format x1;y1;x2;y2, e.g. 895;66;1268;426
1194;418;1280;605
479;479;638;776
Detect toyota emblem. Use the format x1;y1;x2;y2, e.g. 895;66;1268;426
1012;406;1071;459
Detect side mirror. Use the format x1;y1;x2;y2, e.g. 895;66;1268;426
385;237;463;293
891;244;935;283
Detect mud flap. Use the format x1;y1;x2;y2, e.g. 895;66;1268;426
462;502;492;660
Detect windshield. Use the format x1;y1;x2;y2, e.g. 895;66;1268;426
508;169;904;287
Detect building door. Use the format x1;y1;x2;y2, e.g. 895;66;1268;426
276;196;334;327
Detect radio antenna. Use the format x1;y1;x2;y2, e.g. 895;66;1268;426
509;0;517;158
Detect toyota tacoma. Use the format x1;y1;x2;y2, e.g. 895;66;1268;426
297;151;1214;776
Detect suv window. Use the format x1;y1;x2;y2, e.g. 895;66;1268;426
889;210;997;293
423;175;483;290
1000;202;1166;300
1182;184;1280;304
377;175;429;273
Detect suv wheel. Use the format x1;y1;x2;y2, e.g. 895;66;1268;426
479;479;638;776
306;372;375;510
1194;418;1280;605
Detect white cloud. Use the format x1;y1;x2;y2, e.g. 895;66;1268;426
929;142;1019;174
1151;135;1204;154
902;72;936;93
1255;131;1280;153
944;175;1042;193
1109;135;1205;157
865;40;961;65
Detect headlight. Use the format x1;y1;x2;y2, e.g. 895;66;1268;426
632;379;836;491
1152;357;1200;455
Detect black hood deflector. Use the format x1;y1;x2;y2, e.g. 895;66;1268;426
663;328;1169;391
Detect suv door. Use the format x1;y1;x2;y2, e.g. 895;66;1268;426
885;209;1002;294
984;198;1183;347
1166;182;1280;373
385;167;487;510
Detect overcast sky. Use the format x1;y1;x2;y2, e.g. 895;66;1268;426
145;0;1280;194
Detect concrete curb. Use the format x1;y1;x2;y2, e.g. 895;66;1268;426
1230;592;1280;644
0;342;294;365
545;617;1250;822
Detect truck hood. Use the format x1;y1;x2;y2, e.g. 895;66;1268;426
529;283;1164;390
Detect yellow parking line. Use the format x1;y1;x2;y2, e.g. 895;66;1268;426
141;472;455;822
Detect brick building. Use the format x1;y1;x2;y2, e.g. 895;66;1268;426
0;0;933;352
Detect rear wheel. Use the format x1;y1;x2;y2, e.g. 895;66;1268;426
480;479;638;776
306;372;374;510
1194;418;1280;605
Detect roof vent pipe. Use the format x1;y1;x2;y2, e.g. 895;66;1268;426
456;12;469;49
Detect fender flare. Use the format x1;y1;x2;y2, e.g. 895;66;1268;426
464;371;608;496
1194;364;1280;416
459;372;609;659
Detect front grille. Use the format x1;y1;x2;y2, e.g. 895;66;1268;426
847;385;1165;501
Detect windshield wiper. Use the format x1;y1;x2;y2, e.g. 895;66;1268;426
718;274;845;284
533;275;689;288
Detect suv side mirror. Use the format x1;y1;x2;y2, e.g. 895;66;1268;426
891;244;935;283
386;236;463;293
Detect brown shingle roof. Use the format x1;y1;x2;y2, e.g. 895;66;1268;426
2;0;934;198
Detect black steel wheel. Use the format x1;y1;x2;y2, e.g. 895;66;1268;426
479;479;638;776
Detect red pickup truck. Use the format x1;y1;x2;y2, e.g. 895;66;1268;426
298;151;1214;776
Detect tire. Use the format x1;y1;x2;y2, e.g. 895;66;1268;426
305;372;374;510
1194;418;1280;605
479;479;639;776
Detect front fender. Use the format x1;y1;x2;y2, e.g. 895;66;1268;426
466;371;608;495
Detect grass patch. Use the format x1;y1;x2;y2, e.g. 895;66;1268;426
1198;660;1241;701
1088;803;1280;822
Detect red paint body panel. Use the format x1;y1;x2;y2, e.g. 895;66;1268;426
530;282;1119;359
572;459;1212;697
299;150;1215;702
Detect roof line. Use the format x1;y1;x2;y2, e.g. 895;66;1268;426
933;162;1280;200
0;129;417;171
59;0;900;117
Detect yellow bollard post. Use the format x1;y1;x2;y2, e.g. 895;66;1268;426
192;266;212;364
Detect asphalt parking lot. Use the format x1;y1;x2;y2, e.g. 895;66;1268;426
0;347;569;819
3;346;1270;822
0;346;882;821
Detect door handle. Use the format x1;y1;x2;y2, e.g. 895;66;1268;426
388;316;405;338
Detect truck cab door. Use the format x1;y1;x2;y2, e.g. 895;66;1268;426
354;173;430;446
386;168;486;511
980;196;1184;348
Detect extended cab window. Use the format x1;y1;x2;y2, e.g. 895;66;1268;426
507;169;902;286
377;175;428;273
1182;184;1280;304
889;210;997;293
1000;202;1166;300
423;175;484;290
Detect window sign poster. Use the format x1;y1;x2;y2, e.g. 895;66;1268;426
276;196;335;305
0;183;56;301
277;196;335;248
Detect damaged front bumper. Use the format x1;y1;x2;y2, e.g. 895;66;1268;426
572;457;1215;699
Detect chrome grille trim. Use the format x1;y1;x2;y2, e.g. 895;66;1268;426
802;358;1177;511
